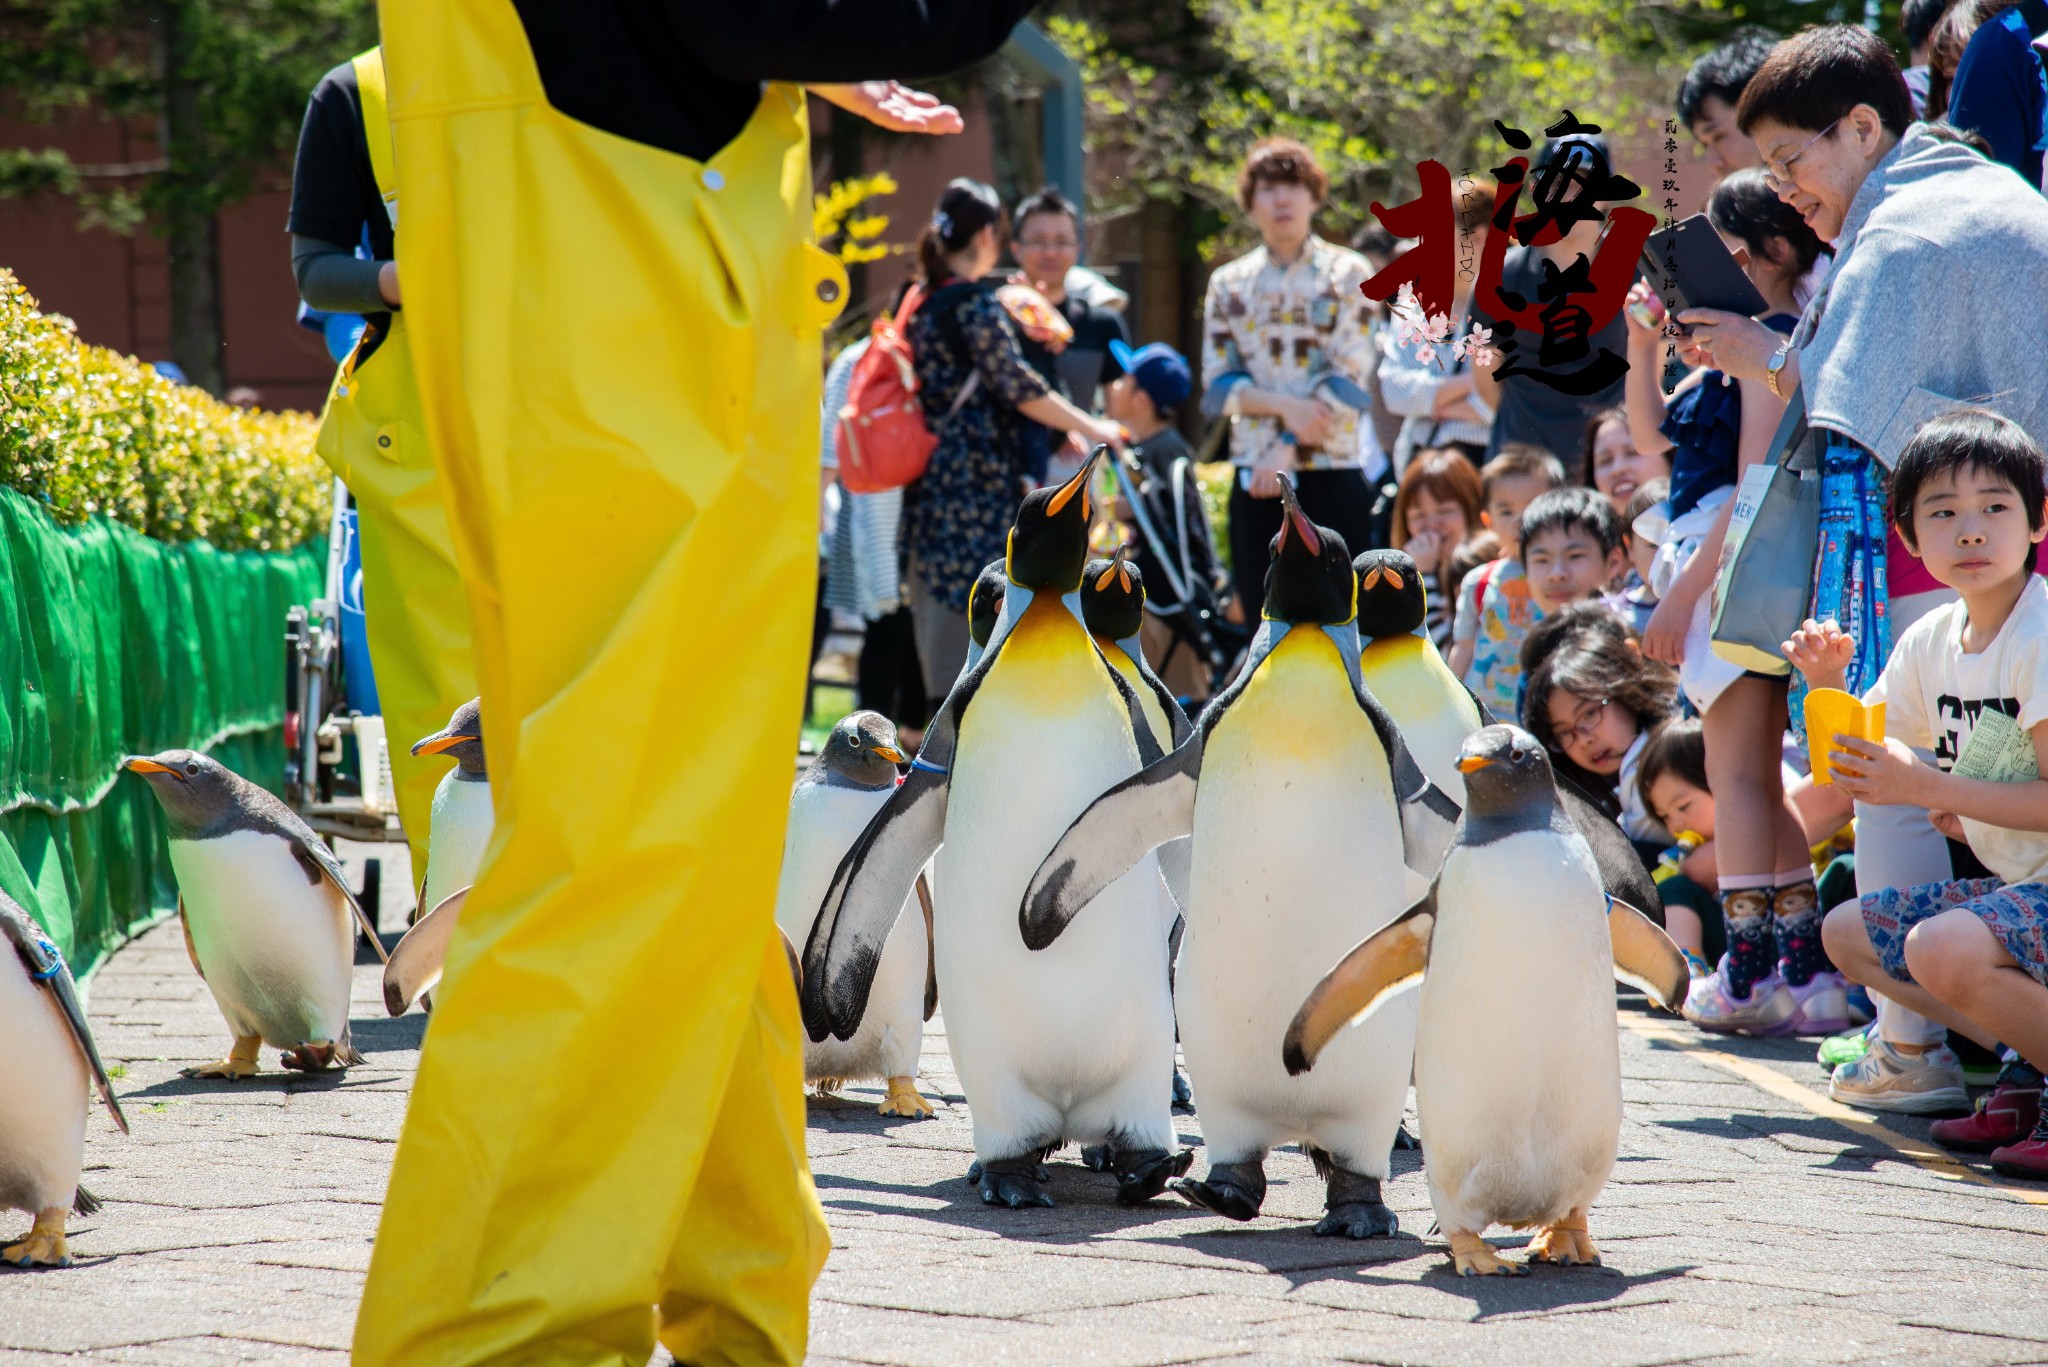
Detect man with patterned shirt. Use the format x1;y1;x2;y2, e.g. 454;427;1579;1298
1201;138;1381;620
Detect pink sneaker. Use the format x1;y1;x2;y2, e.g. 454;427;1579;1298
1684;966;1797;1036
1782;970;1856;1036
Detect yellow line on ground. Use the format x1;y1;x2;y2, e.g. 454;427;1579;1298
1620;1012;2048;1208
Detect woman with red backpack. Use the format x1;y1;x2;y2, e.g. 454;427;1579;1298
893;179;1128;695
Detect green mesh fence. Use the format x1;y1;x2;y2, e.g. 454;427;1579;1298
0;486;323;975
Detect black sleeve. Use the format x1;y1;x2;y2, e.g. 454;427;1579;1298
286;63;391;261
672;0;1038;82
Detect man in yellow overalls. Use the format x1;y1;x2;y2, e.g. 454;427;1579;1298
291;47;475;878
356;4;1033;1363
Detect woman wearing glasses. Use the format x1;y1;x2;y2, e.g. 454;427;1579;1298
1678;26;2048;1110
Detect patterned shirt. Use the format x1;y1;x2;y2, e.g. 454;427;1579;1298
1200;236;1375;470
1454;558;1543;720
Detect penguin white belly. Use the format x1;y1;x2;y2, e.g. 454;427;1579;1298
776;784;926;1083
170;831;357;1049
1179;629;1415;1173
420;771;493;913
939;599;1174;1158
1417;830;1620;1235
1362;645;1484;802
0;959;86;1214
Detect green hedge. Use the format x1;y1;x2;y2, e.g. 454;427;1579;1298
0;267;330;550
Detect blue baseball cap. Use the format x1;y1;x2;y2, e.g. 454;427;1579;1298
1108;339;1193;412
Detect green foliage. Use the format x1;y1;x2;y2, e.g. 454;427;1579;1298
0;269;330;551
0;0;376;226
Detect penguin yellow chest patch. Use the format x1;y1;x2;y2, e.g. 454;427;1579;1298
970;597;1132;736
1218;628;1376;767
1361;635;1483;794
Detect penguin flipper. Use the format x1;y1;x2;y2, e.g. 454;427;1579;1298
290;838;390;965
0;898;129;1136
803;761;949;1043
1557;775;1664;924
1347;678;1461;879
778;925;803;993
1608;896;1691;1013
383;886;465;1016
917;871;938;1022
1283;884;1437;1077
1020;738;1202;952
72;1185;101;1216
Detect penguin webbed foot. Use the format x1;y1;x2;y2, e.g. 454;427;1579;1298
1078;1145;1114;1172
876;1076;934;1118
1173;1159;1266;1221
1111;1146;1195;1205
1524;1211;1599;1266
1171;1070;1195;1114
4;1209;71;1268
810;1078;845;1102
1447;1230;1525;1277
1393;1122;1420;1151
280;1040;351;1073
181;1036;261;1081
977;1156;1056;1209
1315;1163;1399;1240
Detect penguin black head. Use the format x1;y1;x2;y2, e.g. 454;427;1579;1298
968;561;1007;649
123;750;261;838
411;697;487;777
1262;475;1355;626
815;711;906;790
1080;545;1144;641
1454;724;1565;836
1007;449;1103;593
1353;549;1427;641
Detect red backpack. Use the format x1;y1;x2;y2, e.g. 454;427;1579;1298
834;283;978;494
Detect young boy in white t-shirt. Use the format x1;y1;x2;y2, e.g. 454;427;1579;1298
1784;410;2048;1179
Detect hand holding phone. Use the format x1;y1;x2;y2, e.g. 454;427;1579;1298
1639;215;1768;338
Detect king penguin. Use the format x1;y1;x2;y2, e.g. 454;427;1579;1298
1284;725;1689;1274
775;712;936;1118
804;449;1188;1209
125;752;387;1076
959;559;1009;683
380;700;492;1016
0;893;128;1266
1354;549;1666;922
1023;477;1460;1237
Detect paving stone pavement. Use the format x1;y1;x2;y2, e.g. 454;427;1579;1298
5;843;2048;1365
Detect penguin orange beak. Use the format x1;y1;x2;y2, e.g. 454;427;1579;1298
1276;475;1322;555
1456;754;1495;774
1046;447;1103;520
411;733;476;757
123;757;178;777
872;746;906;765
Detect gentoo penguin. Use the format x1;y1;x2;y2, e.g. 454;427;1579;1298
804;450;1188;1209
1353;549;1665;924
775;712;935;1118
380;700;491;1015
125;752;387;1076
1023;477;1459;1237
1284;725;1689;1275
0;893;128;1266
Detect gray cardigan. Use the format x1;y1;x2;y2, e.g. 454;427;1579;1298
1790;124;2048;467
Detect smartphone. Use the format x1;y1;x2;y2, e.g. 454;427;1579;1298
1639;215;1768;337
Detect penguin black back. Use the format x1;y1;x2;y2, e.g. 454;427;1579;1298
1353;549;1428;641
1080;547;1145;641
1007;451;1102;592
1263;476;1356;626
968;561;1008;649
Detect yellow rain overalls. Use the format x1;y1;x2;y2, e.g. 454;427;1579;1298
356;3;844;1363
312;46;476;875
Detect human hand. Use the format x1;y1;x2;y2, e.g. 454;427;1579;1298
1640;590;1693;666
1622;282;1666;345
378;261;401;308
1928;809;1966;841
1829;736;1926;807
1281;397;1335;447
1681;838;1718;887
1675;308;1780;382
1247;463;1287;499
806;82;964;135
1404;530;1443;573
1782;618;1854;689
1085;418;1129;454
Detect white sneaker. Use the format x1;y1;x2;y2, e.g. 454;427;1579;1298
1829;1037;1969;1115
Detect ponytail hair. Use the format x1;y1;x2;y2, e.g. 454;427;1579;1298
916;178;1005;284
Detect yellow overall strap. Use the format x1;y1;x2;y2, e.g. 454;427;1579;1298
350;46;398;224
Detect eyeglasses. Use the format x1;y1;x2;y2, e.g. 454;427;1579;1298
1548;697;1611;752
1016;237;1079;252
1762;119;1840;192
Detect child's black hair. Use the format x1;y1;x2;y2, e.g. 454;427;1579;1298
1636;716;1709;820
1521;602;1678;793
1517;485;1626;559
1889;408;2048;573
